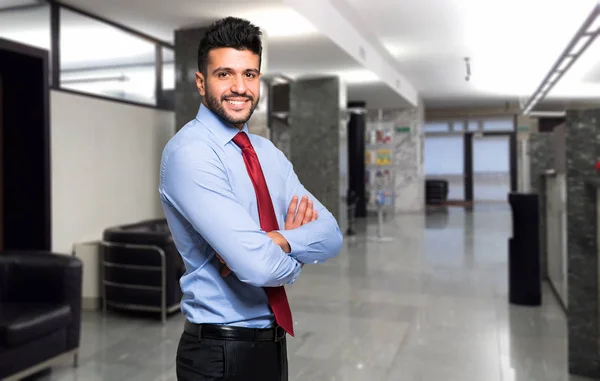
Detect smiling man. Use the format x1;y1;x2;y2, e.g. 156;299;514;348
159;17;343;381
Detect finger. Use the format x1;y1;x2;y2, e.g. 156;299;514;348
312;209;318;221
285;196;299;229
302;200;314;225
220;265;232;277
215;253;225;264
294;196;309;228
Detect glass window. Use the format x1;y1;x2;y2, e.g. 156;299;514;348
424;136;463;175
468;120;480;131
424;121;449;133
451;120;465;131
162;47;174;91
160;46;175;108
483;118;514;131
0;5;50;51
59;8;157;105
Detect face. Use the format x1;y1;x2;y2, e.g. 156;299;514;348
196;47;261;129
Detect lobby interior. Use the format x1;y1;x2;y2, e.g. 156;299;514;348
2;0;600;380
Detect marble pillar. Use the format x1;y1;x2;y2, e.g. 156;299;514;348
366;103;425;213
270;117;291;159
174;26;270;138
174;27;206;131
289;76;348;231
565;108;600;378
529;132;554;279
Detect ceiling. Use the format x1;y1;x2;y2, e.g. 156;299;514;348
3;0;600;111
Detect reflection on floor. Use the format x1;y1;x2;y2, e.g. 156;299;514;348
42;205;593;381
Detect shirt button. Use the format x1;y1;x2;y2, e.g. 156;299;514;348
313;260;318;264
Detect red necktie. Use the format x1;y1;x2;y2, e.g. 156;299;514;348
232;132;294;336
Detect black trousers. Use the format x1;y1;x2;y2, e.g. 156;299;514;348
176;330;288;380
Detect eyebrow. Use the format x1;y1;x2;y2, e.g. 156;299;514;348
212;67;260;75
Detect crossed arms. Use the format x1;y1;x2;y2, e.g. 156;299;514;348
160;144;343;288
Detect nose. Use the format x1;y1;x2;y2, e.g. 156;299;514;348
231;74;247;94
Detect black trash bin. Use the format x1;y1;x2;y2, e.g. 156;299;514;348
508;192;541;306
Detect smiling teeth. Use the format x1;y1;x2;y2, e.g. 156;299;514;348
228;100;245;105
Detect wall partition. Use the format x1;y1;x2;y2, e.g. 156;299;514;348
0;1;174;110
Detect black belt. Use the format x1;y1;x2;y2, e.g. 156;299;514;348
184;320;286;342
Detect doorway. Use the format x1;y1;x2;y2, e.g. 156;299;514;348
464;131;517;205
0;38;51;251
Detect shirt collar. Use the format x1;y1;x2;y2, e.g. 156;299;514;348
195;103;249;146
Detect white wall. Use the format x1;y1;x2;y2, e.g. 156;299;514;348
50;90;175;254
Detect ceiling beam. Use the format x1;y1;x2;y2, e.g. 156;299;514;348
283;0;418;107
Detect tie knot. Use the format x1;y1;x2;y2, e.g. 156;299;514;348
232;132;252;150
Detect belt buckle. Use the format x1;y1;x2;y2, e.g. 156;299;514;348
274;326;285;342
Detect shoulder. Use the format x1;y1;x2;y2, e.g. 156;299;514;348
162;122;221;171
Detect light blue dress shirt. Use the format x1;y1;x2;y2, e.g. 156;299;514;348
159;104;343;328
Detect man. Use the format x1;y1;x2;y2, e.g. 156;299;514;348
159;16;343;381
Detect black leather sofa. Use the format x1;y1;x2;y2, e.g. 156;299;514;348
0;251;82;381
101;218;184;323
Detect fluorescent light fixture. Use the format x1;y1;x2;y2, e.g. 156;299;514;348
529;111;566;117
587;15;600;33
569;35;592;55
382;41;408;57
522;3;600;114
557;55;574;71
327;68;379;84
549;71;561;83
243;8;317;38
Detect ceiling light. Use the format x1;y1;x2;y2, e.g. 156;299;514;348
548;72;561;83
569;35;592;55
586;15;600;33
336;69;380;84
557;56;574;71
522;3;600;114
242;8;317;38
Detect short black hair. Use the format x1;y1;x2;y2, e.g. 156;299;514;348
197;17;263;75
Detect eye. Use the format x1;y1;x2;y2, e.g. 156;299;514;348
218;72;230;79
245;72;257;79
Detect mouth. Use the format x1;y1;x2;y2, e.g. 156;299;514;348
224;98;251;110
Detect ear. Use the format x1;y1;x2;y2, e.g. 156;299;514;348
195;72;206;96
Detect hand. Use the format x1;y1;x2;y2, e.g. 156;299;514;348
215;253;232;277
285;195;318;230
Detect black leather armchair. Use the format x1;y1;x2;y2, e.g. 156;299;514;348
0;251;82;381
101;218;184;323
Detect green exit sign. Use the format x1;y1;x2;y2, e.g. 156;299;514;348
396;126;410;133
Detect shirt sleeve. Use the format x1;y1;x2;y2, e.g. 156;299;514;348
275;150;343;264
160;143;301;287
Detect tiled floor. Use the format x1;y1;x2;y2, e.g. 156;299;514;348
43;204;594;381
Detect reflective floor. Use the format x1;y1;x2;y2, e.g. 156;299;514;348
44;205;593;381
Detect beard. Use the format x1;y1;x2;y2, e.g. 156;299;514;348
204;87;259;126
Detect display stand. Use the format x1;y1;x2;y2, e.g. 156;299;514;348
367;191;394;242
365;110;395;215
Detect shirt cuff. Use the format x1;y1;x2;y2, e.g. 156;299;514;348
277;228;309;262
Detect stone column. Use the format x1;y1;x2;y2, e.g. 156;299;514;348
289;76;348;231
565;108;600;379
529;131;554;280
174;27;206;131
174;26;269;137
